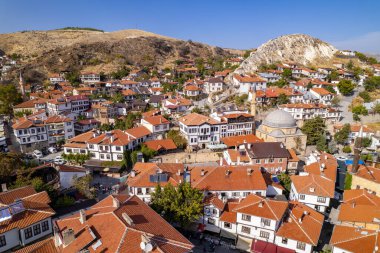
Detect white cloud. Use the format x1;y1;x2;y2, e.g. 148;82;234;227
330;32;380;54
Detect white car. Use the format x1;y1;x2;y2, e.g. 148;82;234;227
48;147;57;154
54;156;65;165
33;150;43;159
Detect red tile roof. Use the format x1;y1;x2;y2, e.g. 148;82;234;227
143;115;170;126
144;139;177;151
291;173;335;198
221;134;263;147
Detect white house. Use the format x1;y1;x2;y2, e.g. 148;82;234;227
0;186;54;252
56;165;89;189
44;115;75;145
232;74;267;94
290;173;335;213
179;113;222;149
203;77;225;94
79;72;100;83
140;115;170;137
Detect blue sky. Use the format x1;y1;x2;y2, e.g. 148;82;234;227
1;0;380;53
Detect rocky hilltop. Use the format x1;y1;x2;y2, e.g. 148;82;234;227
234;34;338;74
0;29;232;74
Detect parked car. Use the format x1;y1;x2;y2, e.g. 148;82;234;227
54;156;65;165
48;147;57;154
33;150;43;159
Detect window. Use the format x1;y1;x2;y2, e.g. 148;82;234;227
317;196;326;203
115;146;121;151
41;220;49;232
269;158;274;163
208;218;216;225
117;154;123;160
241;226;251;234
297;242;306;250
24;227;33;239
33;224;41;235
0;235;6;247
260;231;270;239
256;159;261;164
282;237;288;244
146;188;150;194
232;192;240;197
137;188;142;195
261;218;271;227
224;222;232;229
241;214;251;221
299;194;305;200
279;158;283;163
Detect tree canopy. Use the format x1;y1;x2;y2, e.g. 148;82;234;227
301;116;327;145
334;123;351;145
167;130;187;149
364;76;380;92
337;80;355;96
0;84;23;116
150;182;203;228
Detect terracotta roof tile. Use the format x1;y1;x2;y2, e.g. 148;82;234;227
221;134;263;147
291;174;335;198
179;113;220;126
144;139;177;151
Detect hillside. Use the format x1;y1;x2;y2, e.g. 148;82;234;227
234;34;338;75
0;29;232;76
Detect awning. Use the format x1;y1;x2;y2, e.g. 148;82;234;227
251;239;295;253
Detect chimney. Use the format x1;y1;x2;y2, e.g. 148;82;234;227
62;229;75;246
219;157;223;166
201;169;205;177
258;201;264;208
176;159;179;163
225;170;230;176
130;170;136;177
237;156;241;165
1;183;7;192
247;168;253;176
352;202;356;208
142;157;145;163
79;209;86;224
113;197;120;208
176;169;181;176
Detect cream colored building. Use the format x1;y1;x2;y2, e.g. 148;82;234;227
256;110;307;154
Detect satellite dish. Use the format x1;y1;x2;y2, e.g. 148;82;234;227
140;242;146;250
145;243;153;252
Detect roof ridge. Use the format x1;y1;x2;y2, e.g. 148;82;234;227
332;230;377;246
191;167;218;187
289;212;315;245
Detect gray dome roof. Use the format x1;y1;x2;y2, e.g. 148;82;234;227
263;110;296;128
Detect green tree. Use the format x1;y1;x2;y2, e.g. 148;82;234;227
352;105;368;116
342;146;352;153
364;76;380;92
150;182;203;228
282;69;292;80
359;91;372;103
327;70;339;82
278;173;291;192
324;85;336;94
277;93;290;105
0;152;24;182
110;67;130;79
301;116;326;145
65;72;80;87
191;107;203;114
337;80;355;96
344;173;352;190
353;113;361;122
334;124;351;145
331;96;341;108
167;130;187;149
112;92;125;103
346;60;354;70
243;50;252;58
14;109;33;118
0;85;23;116
73;174;94;199
374;103;380;114
234;94;248;106
316;134;328;152
361;137;372;148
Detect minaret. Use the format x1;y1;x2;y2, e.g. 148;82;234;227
250;88;257;117
352;125;363;174
19;71;26;99
250;88;257;134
